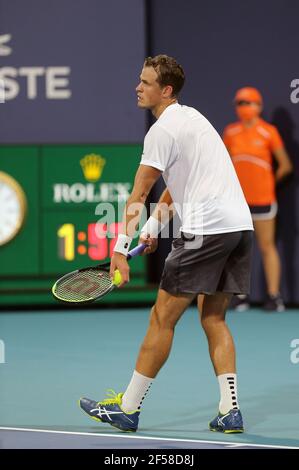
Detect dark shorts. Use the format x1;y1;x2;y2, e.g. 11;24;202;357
160;231;253;296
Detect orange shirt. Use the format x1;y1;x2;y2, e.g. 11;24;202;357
223;118;284;205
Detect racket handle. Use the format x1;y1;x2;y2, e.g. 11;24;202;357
127;243;147;260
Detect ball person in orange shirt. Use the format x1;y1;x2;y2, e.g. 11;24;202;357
223;87;292;311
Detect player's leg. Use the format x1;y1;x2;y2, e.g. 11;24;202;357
121;289;194;412
254;217;284;310
197;231;253;433
135;288;194;377
197;293;204;314
198;292;243;433
80;289;194;431
199;292;235;375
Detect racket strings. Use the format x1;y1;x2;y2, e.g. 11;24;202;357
54;269;113;302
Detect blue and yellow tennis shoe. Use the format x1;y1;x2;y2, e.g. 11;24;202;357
79;389;139;432
209;409;244;433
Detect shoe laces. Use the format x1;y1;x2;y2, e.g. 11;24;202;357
97;389;123;406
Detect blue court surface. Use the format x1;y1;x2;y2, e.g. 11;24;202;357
0;307;298;449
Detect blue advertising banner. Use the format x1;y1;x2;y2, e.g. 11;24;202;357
0;0;146;143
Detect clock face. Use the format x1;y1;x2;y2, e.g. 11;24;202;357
0;172;27;246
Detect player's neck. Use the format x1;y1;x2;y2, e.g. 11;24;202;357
152;99;178;119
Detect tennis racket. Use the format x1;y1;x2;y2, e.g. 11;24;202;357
52;243;147;304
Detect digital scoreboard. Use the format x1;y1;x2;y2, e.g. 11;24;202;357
57;222;122;262
0;145;153;306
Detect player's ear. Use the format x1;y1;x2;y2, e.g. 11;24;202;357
163;84;174;99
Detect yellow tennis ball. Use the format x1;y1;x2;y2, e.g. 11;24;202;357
113;269;122;286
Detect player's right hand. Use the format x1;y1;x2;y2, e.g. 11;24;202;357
139;234;158;255
110;252;130;288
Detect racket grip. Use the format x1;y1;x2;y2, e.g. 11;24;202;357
127;243;147;260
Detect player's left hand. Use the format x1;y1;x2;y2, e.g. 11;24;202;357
139;234;158;255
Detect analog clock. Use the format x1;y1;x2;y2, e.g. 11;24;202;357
0;171;27;246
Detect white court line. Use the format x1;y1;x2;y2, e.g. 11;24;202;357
0;426;298;449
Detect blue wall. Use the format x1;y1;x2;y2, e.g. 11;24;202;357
0;0;146;143
149;0;299;304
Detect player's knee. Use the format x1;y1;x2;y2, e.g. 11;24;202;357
201;313;224;331
200;315;209;330
150;304;174;330
150;304;164;329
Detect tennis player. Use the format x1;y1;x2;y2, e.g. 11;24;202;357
80;55;254;433
223;87;293;312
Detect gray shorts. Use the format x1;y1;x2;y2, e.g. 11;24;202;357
160;231;253;296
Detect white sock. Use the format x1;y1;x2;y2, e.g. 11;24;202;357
121;370;154;413
218;373;239;414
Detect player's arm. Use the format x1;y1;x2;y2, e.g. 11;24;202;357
110;164;162;286
150;187;175;222
125;164;162;236
273;147;293;183
139;187;175;255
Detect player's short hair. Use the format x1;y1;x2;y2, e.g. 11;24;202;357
144;55;185;97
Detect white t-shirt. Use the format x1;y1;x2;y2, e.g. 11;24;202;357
140;103;253;235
